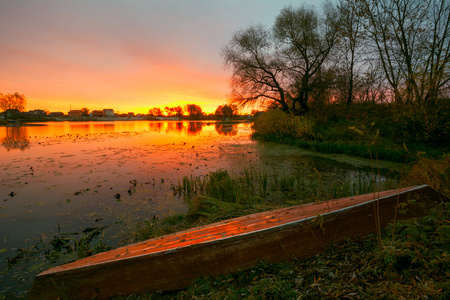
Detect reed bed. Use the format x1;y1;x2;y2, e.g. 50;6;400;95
171;167;398;222
403;154;450;197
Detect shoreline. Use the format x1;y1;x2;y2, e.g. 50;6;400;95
0;117;251;126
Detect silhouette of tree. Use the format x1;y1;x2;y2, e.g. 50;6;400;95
223;4;338;114
148;107;163;117
185;104;204;119
81;107;90;116
0;93;27;119
164;106;184;118
215;104;237;119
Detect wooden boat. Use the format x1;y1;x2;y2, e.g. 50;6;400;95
29;185;445;299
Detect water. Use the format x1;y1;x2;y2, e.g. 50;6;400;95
0;120;401;296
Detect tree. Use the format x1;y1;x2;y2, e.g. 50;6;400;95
81;107;90;116
222;25;290;112
251;109;263;117
164;106;174;116
223;4;339;115
185;104;204;119
273;3;339;113
334;0;366;105
164;106;184;118
357;0;450;104
173;106;184;118
148;107;163;117
0;92;27;113
215;104;237;119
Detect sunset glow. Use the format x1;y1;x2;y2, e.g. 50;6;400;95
0;0;323;115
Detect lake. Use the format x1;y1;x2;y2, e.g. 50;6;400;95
0;120;401;296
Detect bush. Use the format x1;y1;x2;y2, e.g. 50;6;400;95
392;100;450;147
252;109;316;140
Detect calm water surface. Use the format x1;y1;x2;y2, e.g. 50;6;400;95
0;120;400;296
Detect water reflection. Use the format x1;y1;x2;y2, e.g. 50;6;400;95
1;127;31;151
187;122;203;135
147;121;204;135
68;123;117;134
215;123;238;136
148;122;163;133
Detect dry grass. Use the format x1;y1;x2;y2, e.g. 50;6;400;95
404;154;450;197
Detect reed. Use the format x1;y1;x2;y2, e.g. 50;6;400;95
404;154;450;197
170;166;397;223
258;170;268;198
188;196;243;220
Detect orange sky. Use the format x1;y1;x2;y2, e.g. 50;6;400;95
0;0;324;115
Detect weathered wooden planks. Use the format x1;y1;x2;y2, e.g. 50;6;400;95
29;185;445;299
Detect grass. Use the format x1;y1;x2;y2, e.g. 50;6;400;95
252;102;450;162
170;167;396;224
120;154;449;299
129;166;398;247
404;154;450;196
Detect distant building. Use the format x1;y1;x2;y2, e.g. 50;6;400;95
68;110;83;117
92;110;105;117
4;109;21;119
103;109;114;117
28;109;47;116
127;112;135;118
48;112;65;117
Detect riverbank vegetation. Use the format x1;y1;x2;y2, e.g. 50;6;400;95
224;0;450;161
130;153;449;241
120;154;449;299
252;101;450;162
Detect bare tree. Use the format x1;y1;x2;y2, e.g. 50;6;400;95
273;3;339;113
223;4;339;115
222;25;290;112
357;0;450;104
334;0;366;105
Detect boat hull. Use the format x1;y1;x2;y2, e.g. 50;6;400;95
29;185;445;299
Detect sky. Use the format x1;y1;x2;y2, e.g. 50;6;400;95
0;0;326;114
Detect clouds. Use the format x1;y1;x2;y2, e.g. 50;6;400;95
0;0;323;113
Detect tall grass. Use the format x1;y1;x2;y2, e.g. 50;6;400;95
171;167;397;223
252;109;316;140
403;154;450;197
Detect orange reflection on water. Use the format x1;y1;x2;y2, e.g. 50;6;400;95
215;123;238;136
1;127;31;151
0;121;222;152
148;121;205;135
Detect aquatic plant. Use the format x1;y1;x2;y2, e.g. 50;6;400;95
169;166;396;224
5;223;111;294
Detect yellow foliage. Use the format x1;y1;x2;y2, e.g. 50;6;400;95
404;155;450;198
253;109;316;140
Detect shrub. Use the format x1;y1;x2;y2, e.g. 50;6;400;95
252;109;316;140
